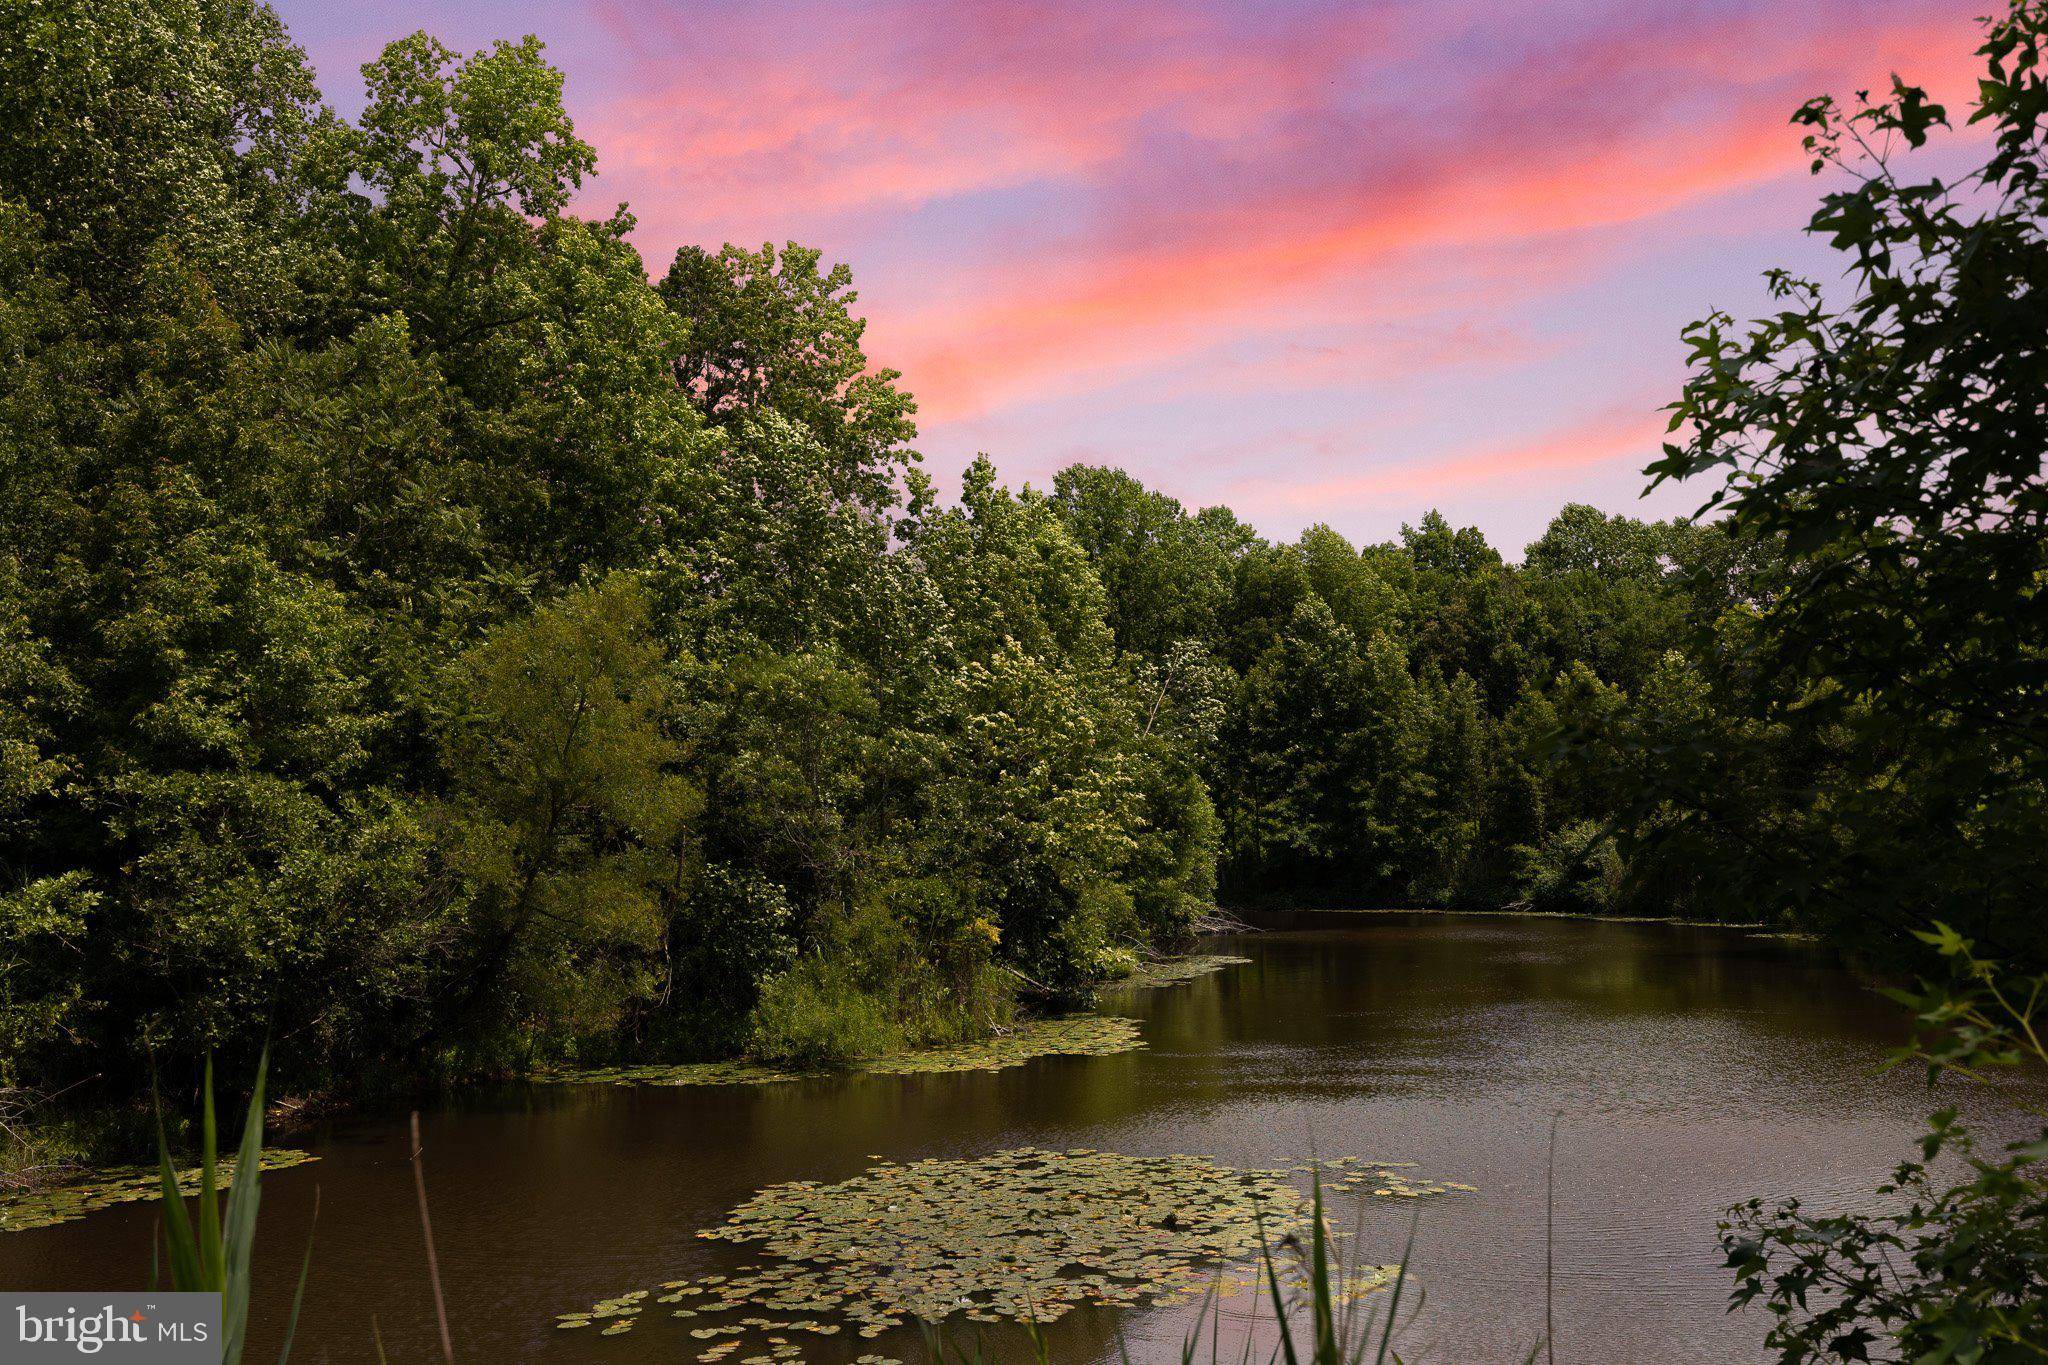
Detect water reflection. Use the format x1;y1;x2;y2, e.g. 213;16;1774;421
1;915;2035;1363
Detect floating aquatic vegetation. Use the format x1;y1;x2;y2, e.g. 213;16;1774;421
0;1150;319;1234
558;1147;1466;1357
531;1016;1144;1089
535;1057;803;1087
860;1017;1143;1075
1110;955;1253;990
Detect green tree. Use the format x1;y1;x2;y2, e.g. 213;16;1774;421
659;242;917;520
0;0;321;317
432;576;698;1062
1524;505;1690;693
1645;0;2048;963
1217;600;1434;902
1048;465;1245;658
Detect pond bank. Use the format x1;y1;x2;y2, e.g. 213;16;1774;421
0;954;1245;1210
7;920;2023;1363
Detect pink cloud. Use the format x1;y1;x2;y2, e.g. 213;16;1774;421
1246;403;1674;513
272;0;2004;550
1163;319;1568;403
868;10;1983;425
582;0;1377;244
557;0;1982;437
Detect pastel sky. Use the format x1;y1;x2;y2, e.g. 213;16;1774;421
272;0;1987;555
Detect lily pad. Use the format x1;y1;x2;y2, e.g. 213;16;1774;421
532;1016;1144;1089
0;1149;319;1234
559;1146;1464;1351
1110;955;1253;990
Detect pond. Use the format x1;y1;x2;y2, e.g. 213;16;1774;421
3;915;2036;1363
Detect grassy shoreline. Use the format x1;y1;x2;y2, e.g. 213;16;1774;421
0;951;1250;1204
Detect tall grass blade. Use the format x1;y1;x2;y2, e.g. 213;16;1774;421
219;1045;271;1365
1257;1213;1303;1365
275;1186;319;1365
199;1055;222;1288
1371;1212;1418;1365
150;1050;301;1363
1306;1175;1335;1357
150;1067;204;1291
1545;1113;1559;1365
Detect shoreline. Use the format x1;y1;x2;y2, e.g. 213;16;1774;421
1221;904;1808;936
0;951;1249;1206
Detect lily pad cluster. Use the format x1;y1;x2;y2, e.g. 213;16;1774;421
531;1016;1144;1089
557;1147;1466;1360
1282;1158;1477;1201
1111;955;1253;990
0;1150;319;1234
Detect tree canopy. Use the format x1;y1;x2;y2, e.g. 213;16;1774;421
3;0;2042;1118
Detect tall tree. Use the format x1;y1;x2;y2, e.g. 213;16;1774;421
1646;0;2048;962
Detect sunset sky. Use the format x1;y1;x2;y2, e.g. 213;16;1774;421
273;0;1986;555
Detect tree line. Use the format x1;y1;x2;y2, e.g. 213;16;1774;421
2;0;2042;1135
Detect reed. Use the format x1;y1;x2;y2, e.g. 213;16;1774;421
151;1050;315;1365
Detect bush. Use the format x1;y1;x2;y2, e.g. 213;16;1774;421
874;880;1014;1048
748;956;899;1069
747;891;1016;1068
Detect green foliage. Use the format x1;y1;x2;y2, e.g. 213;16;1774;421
0;0;1236;1110
1516;821;1624;916
1722;925;2048;1363
656;864;796;1056
432;575;696;1061
1048;465;1246;658
0;0;321;315
658;241;917;505
1631;9;2048;1356
748;956;899;1070
1725;1121;2048;1365
1218;601;1427;901
0;873;91;1087
1032;466;1729;917
745;893;1009;1069
1638;0;2048;964
6;0;1979;1144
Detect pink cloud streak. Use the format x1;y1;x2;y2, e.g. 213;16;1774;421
583;0;1374;241
1245;404;1674;513
869;11;1984;424
270;0;2007;548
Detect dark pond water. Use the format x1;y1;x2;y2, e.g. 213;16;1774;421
4;915;2038;1363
